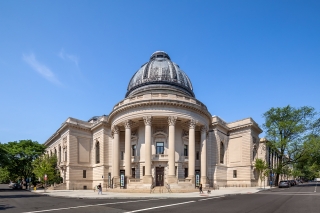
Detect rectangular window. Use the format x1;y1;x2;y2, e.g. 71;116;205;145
132;168;135;178
156;142;164;154
175;166;177;176
184;145;188;156
184;168;188;178
143;166;145;176
196;151;199;160
121;151;124;160
64;150;67;162
132;145;136;156
83;170;86;178
233;170;237;178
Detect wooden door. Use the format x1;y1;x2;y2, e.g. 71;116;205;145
155;167;164;186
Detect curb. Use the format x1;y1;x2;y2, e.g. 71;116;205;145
31;191;258;199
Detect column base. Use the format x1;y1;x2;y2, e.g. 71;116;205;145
167;175;177;184
186;175;195;184
201;176;207;185
113;176;120;188
143;175;153;184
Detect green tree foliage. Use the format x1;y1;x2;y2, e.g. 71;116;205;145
32;154;60;184
254;158;268;188
2;140;46;180
263;105;319;185
295;135;320;180
0;167;10;183
0;143;8;167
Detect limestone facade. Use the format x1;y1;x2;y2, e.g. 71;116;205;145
44;51;275;190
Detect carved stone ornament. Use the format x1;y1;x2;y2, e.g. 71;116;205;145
62;137;67;148
112;125;119;134
124;120;133;129
182;129;188;137
167;116;177;126
188;119;197;129
143;116;152;126
201;125;207;133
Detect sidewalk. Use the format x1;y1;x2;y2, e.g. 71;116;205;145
31;187;270;199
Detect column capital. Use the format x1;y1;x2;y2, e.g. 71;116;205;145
112;125;119;134
143;116;152;126
188;119;197;129
201;125;207;133
124;120;133;129
168;116;177;126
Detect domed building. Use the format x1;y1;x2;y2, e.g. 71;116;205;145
44;51;271;190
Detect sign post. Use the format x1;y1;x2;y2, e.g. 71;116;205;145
44;174;47;193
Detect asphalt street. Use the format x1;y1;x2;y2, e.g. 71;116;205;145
1;183;320;213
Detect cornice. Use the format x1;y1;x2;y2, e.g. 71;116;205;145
108;99;212;122
44;122;91;147
90;121;111;131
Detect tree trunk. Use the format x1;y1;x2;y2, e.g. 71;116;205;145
275;173;280;186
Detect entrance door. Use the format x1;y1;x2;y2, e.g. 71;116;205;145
155;167;164;186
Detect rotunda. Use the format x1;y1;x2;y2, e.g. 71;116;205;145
44;51;265;191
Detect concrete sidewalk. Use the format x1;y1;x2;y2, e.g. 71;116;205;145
31;187;269;199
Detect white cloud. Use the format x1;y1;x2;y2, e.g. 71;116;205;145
59;49;79;67
23;53;61;85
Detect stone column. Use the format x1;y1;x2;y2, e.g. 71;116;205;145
143;116;152;184
167;116;177;184
200;126;207;185
187;119;197;183
112;126;120;179
124;120;132;178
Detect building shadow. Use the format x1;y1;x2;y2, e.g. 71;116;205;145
0;205;15;211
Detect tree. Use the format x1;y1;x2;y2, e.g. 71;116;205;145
32;154;60;185
254;158;268;188
3;140;46;180
263;105;318;185
0;167;10;183
0;143;8;167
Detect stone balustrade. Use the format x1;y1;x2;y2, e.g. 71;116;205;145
113;93;207;110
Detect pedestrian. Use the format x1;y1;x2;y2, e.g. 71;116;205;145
98;183;102;195
199;183;203;194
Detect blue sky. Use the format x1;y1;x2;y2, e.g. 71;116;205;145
1;0;319;143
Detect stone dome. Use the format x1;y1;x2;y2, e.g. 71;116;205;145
126;51;194;98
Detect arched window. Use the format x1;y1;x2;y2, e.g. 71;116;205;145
220;142;224;164
96;142;100;164
54;148;57;156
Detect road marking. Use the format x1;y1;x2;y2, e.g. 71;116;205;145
22;199;158;213
199;196;225;201
123;201;196;213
